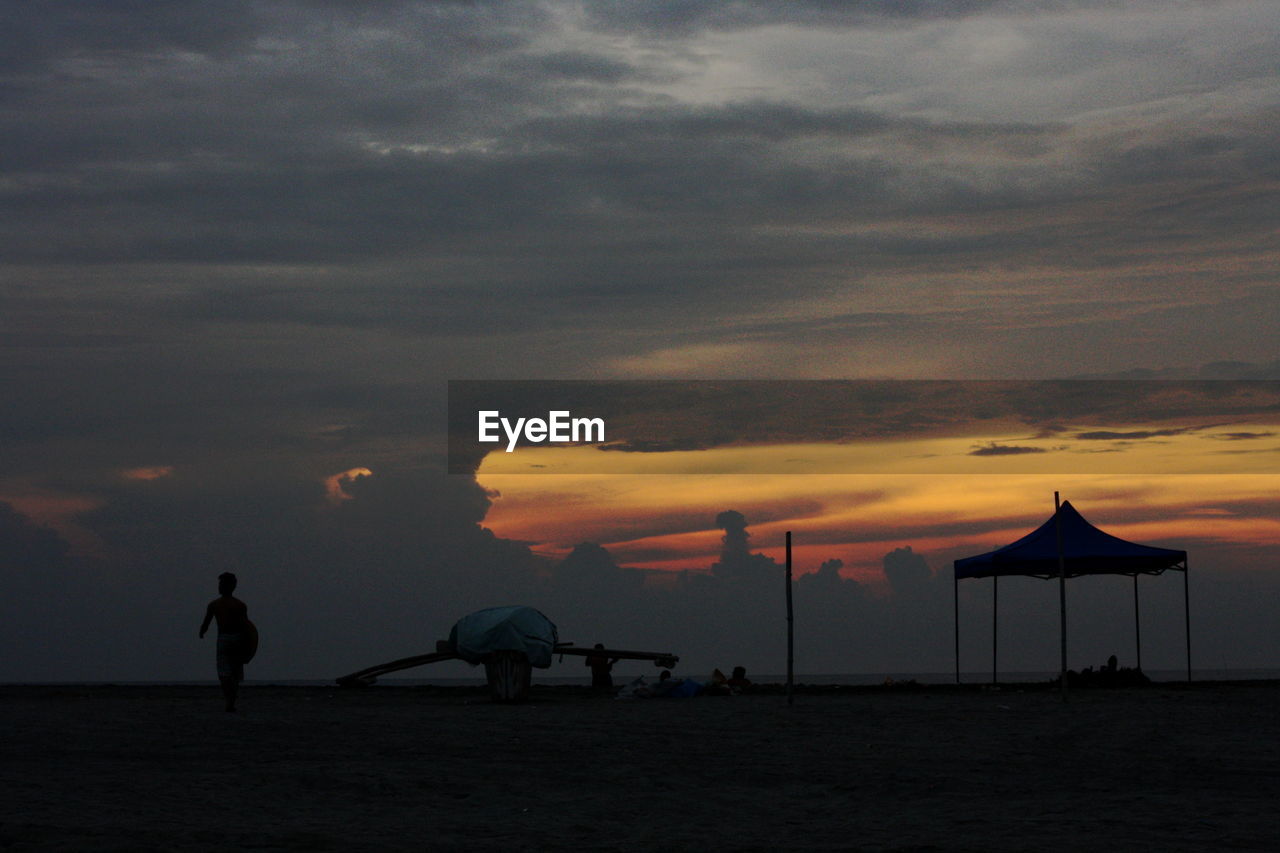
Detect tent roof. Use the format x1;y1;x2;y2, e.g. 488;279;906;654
954;500;1187;580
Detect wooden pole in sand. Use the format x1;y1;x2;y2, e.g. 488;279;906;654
1055;491;1068;700
786;530;794;706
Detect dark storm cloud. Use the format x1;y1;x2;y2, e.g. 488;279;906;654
5;0;1276;377
0;0;261;72
449;379;1280;472
2;3;1274;255
0;1;1124;274
578;0;1019;36
1072;360;1280;382
968;443;1049;456
2;93;1058;269
598;437;721;453
0;328;446;484
505;50;644;83
0;502;70;568
1073;428;1203;441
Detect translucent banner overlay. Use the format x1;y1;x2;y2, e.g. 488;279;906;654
448;380;1280;475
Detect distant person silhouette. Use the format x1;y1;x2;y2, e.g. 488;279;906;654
199;572;249;712
650;668;680;697
585;643;618;691
728;665;752;688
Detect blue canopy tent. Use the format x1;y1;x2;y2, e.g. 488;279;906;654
953;496;1189;685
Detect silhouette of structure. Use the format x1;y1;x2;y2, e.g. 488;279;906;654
954;498;1189;685
337;605;677;702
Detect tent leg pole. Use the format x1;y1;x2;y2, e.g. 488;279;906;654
954;575;960;684
1184;560;1191;682
1059;571;1067;699
786;531;794;706
1133;574;1142;673
1055;492;1067;700
992;574;998;685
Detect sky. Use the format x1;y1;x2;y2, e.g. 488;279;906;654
2;1;1279;683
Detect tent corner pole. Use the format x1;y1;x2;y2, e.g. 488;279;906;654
1133;574;1142;673
954;573;960;684
992;574;998;685
786;531;794;705
1055;491;1067;701
1184;558;1191;683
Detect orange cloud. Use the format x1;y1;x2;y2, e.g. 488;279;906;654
121;466;174;481
0;489;106;557
324;467;373;505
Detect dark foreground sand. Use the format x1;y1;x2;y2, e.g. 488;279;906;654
2;682;1278;851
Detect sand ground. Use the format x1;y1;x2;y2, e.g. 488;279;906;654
2;682;1278;851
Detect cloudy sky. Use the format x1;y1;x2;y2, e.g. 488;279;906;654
3;1;1279;682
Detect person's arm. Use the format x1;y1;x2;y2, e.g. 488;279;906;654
199;602;214;638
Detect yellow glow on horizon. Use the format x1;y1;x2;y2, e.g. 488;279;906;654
477;426;1280;476
476;467;1280;577
474;417;1280;575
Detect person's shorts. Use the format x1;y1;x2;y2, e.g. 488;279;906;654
217;633;244;681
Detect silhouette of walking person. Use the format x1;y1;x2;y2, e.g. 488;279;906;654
199;572;250;712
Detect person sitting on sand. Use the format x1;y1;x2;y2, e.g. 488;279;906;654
649;669;686;697
585;643;619;691
728;665;752;688
199;572;249;712
703;668;732;696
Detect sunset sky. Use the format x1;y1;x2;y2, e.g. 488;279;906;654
463;379;1280;573
2;1;1278;681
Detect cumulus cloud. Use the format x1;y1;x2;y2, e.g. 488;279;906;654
882;545;932;595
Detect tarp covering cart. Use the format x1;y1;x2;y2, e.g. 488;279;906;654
337;605;678;702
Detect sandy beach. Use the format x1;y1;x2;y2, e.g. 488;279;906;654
2;682;1278;851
